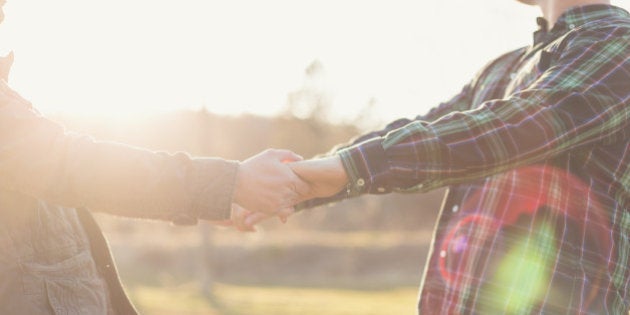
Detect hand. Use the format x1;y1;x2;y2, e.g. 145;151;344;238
289;155;349;200
206;204;265;232
230;203;294;232
227;204;258;232
233;149;309;215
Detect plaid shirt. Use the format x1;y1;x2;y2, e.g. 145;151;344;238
312;4;630;314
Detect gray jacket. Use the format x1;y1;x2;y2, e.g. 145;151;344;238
0;82;238;314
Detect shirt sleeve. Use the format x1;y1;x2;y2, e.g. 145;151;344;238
295;81;475;210
325;49;524;158
0;85;238;224
339;29;630;196
330;82;475;154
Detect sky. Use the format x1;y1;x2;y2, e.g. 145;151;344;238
0;0;629;124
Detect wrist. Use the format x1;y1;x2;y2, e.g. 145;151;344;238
232;162;245;206
328;155;349;188
337;137;390;195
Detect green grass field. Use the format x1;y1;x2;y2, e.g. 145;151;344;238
129;283;419;315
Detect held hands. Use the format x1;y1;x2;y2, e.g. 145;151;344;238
232;149;309;215
221;154;349;231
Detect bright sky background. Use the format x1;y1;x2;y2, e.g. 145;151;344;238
0;0;629;124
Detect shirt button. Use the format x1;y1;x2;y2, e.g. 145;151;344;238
452;205;459;213
356;178;365;187
569;23;576;29
377;187;386;193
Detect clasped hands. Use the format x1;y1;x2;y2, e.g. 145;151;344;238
216;149;348;231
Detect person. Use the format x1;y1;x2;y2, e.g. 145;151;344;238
240;0;630;313
0;1;307;314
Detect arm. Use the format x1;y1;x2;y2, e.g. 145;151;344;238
0;81;305;225
240;155;349;228
335;30;630;197
328;82;475;155
296;78;475;210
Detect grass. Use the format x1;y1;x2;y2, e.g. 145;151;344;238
129;283;419;315
109;228;431;315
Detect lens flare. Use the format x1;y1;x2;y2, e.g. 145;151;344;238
436;165;612;312
479;220;556;313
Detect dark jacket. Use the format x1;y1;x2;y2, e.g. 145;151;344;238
0;80;238;314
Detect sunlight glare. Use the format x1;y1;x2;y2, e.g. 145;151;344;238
0;0;626;122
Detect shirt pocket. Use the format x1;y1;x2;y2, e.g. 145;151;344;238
44;277;108;315
21;250;109;315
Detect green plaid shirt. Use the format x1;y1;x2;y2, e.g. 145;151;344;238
316;4;630;314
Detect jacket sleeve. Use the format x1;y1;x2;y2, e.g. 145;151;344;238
0;84;237;224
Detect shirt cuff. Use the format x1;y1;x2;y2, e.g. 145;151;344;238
337;137;392;196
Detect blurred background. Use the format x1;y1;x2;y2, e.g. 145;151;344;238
60;109;446;315
2;0;630;314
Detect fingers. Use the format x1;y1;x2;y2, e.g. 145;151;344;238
241;207;293;229
229;202;295;232
244;211;273;227
277;207;295;223
234;148;307;215
223;148;313;232
231;204;257;232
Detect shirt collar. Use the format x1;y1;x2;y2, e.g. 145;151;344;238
533;4;630;45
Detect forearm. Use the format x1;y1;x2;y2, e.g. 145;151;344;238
0;99;237;223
